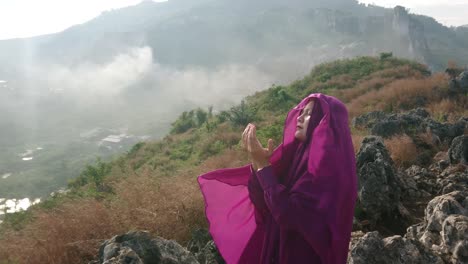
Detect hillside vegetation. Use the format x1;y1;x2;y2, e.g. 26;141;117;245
0;55;466;263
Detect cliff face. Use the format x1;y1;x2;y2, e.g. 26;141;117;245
391;6;430;64
0;1;464;79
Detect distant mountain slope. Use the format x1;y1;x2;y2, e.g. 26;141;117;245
0;0;467;81
0;1;466;203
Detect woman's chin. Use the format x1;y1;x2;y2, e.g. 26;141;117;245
294;132;305;142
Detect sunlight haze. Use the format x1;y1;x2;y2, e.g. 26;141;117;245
358;0;468;26
0;0;168;40
0;0;467;40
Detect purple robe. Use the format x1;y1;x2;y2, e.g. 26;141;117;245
198;93;358;263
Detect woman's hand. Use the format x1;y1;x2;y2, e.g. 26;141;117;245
242;123;274;170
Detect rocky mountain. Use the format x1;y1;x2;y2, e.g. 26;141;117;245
1;0;467;143
1;0;467;82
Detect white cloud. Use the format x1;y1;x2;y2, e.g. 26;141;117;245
33;46;274;110
42;47;153;97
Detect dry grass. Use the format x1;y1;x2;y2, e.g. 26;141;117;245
320;74;355;90
199;149;247;172
427;96;468;123
384;134;419;168
335;65;425;104
370;65;425;79
0;144;253;264
0;200;119;264
335;77;393;103
110;173;206;243
347;73;447;119
0;172;207;264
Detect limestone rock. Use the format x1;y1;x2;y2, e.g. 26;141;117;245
352;109;466;146
448;135;468;165
405;191;468;264
349;231;443;264
94;231;198;264
398;165;437;199
356;136;401;226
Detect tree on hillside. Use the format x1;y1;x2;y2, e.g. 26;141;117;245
228;100;257;127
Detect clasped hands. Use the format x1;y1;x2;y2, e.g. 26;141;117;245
242;123;274;171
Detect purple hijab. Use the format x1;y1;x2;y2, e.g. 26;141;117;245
197;93;357;263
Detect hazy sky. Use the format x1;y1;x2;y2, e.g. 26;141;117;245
0;0;467;40
359;0;468;27
0;0;168;40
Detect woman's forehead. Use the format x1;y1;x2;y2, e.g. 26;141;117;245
304;100;314;108
295;96;318;110
300;99;315;110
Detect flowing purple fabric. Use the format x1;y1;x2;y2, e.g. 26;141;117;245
197;93;357;263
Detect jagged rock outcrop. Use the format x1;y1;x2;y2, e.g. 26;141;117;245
458;71;468;89
437;166;468;195
355;136;403;227
405;191;468;263
351;191;468;264
352;111;388;129
449;70;468;96
90;231;198;264
397;165;437;199
448;135;468;165
352;108;467;146
398;162;468;201
349;231;443;264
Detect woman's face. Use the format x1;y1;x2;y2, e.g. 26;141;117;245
295;100;315;142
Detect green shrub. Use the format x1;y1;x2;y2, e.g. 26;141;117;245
127;142;144;157
2;210;33;231
256;122;284;144
169;141;193;161
170;111;196;134
262;86;295;112
68;158;111;189
380;52;393;60
228;100;257;127
216;111;230;123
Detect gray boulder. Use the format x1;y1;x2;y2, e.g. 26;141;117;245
94;231;199;264
448;135;468;165
459;70;468;89
441;215;468;263
436;166;468;195
398;165;437;199
371;119;406;138
353;109;466;146
405;191;468;264
356;136;402;226
349;231;443;264
352;111;388;129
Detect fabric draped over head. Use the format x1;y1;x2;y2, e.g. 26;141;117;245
197;93;357;263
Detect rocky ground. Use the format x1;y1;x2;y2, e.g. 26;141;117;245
87;83;467;263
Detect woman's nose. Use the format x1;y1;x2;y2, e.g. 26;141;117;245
297;114;304;122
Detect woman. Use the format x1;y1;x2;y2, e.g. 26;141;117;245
198;93;357;263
